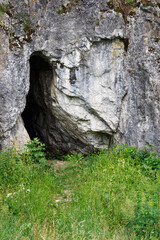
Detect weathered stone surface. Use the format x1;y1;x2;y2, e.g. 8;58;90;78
9;116;30;149
0;0;160;154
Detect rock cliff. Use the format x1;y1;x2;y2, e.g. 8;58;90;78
0;0;160;154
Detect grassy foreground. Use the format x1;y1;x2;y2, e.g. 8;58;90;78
0;139;160;240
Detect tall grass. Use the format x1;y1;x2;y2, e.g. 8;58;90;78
0;141;159;239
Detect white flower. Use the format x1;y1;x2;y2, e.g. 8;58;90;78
6;193;12;198
26;189;31;192
19;184;25;190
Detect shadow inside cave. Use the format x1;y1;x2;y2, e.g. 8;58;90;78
22;53;53;145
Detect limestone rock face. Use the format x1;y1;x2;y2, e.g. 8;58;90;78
0;0;160;154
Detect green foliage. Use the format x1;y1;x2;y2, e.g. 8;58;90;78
0;3;8;15
21;16;31;32
65;152;83;162
0;144;159;239
130;193;160;239
126;0;137;6
57;8;65;14
0;138;47;190
0;148;26;190
95;20;100;26
141;0;156;7
114;7;121;12
22;138;47;167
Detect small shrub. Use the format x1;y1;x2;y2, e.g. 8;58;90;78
22;138;47;167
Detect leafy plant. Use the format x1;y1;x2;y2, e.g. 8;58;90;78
65;152;83;162
22;138;47;167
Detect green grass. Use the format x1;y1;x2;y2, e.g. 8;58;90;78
0;3;8;15
0;141;160;239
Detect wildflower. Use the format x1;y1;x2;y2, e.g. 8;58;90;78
19;184;25;190
6;193;12;198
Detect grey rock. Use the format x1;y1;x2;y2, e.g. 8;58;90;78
0;0;160;154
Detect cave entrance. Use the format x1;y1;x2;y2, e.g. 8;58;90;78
22;53;53;146
22;53;89;155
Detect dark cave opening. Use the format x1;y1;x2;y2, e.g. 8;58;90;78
22;53;53;145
